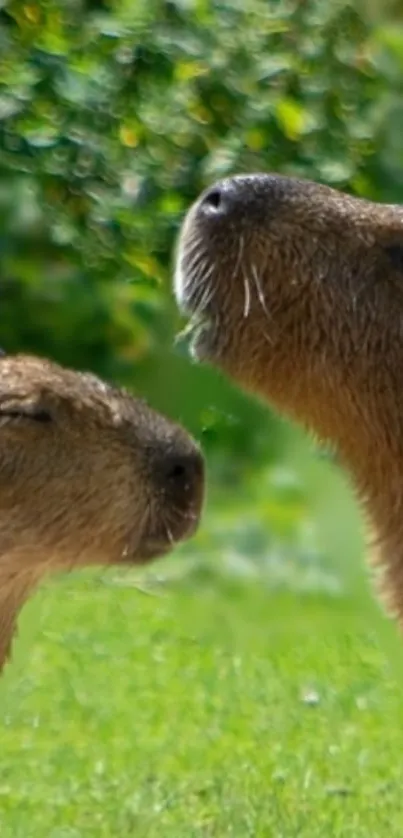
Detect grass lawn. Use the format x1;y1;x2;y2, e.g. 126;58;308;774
1;438;403;837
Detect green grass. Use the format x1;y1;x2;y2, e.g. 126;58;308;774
1;437;403;837
1;576;403;837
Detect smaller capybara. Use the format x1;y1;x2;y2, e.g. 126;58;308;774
0;352;204;670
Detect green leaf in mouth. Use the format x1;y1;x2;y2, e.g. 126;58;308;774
174;315;212;359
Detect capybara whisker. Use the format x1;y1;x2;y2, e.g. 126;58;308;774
243;274;251;319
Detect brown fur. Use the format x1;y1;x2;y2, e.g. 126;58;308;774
174;173;403;626
0;353;204;669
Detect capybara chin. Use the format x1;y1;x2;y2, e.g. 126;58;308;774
0;353;205;670
174;172;403;627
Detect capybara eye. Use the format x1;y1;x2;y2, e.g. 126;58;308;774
0;407;53;423
30;409;53;423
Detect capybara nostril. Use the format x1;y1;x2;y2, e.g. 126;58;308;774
162;449;204;495
155;446;205;544
200;186;224;213
198;182;237;217
197;176;267;220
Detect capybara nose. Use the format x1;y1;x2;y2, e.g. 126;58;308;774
198;180;236;218
161;448;204;498
196;174;276;224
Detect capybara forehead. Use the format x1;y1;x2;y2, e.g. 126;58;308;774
0;354;126;411
0;354;186;443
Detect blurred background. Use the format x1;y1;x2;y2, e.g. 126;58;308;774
1;3;403;833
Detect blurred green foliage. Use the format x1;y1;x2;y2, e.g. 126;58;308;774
0;0;402;482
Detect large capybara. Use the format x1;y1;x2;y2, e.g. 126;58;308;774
174;172;403;626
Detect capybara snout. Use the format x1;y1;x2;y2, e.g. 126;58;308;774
149;442;205;544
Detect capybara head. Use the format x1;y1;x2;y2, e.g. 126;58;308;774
0;353;204;571
174;173;403;627
0;353;205;669
174;173;403;446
